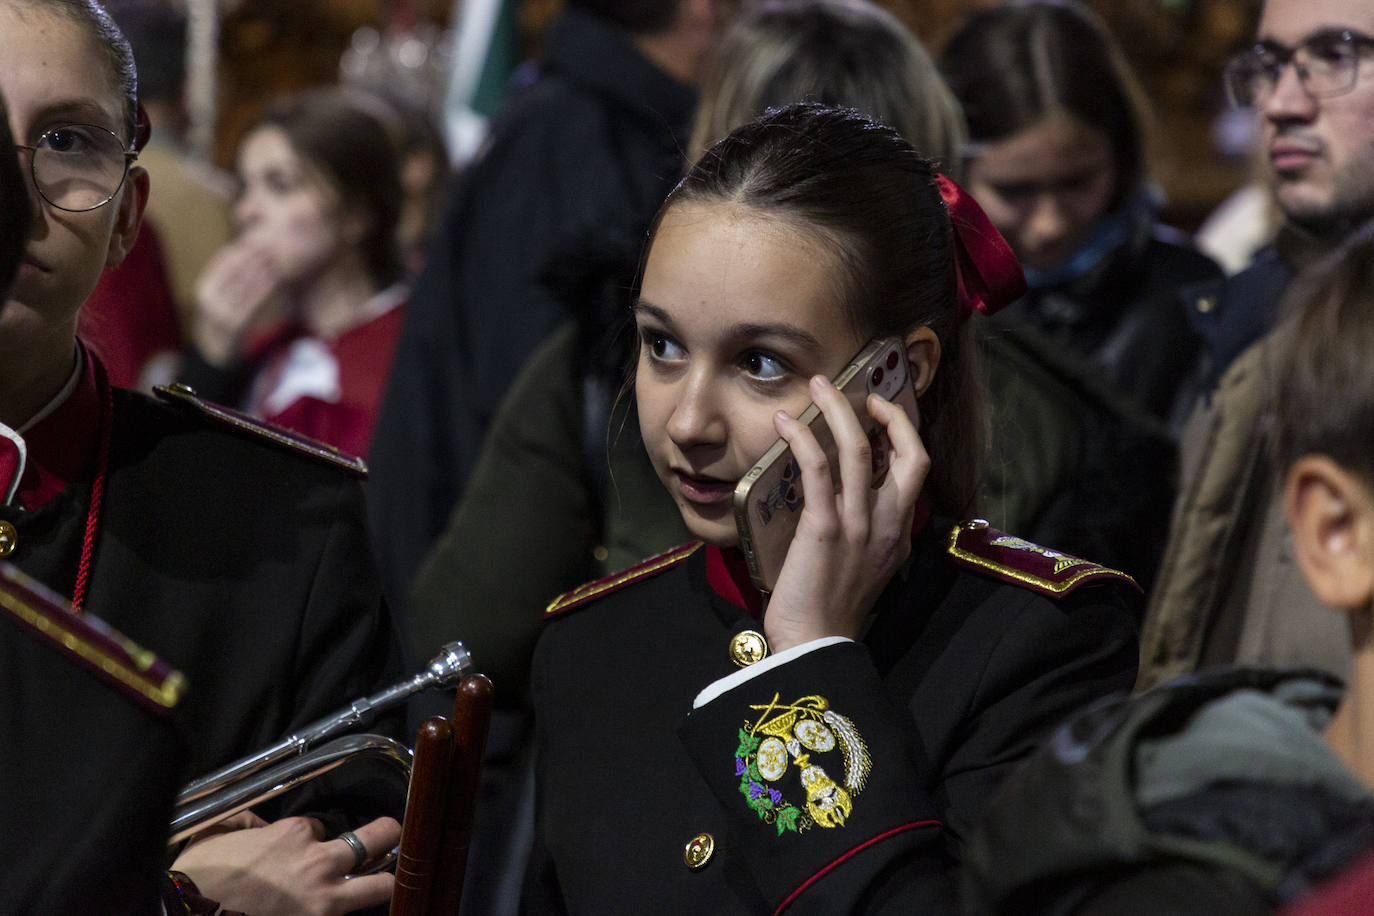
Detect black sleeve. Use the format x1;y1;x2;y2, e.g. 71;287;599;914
1;605;188;915
931;589;1139;847
267;476;408;832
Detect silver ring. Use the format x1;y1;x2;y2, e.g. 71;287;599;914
337;829;368;871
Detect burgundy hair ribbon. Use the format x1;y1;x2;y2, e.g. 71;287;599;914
934;173;1026;318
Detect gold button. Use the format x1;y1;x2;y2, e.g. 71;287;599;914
1196;295;1217;314
729;629;768;667
683;832;715;870
0;520;16;557
592;545;609;563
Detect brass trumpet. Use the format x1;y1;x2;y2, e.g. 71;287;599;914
169;641;473;843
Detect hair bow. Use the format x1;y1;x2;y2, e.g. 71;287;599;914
934;173;1026;318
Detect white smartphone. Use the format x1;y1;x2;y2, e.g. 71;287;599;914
732;337;919;593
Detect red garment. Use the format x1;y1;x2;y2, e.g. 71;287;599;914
0;347;102;511
77;223;183;389
1283;850;1374;915
250;297;405;459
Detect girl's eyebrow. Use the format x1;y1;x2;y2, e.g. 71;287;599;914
729;322;824;353
634;300;825;353
632;301;673;325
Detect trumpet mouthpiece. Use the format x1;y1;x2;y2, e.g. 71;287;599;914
427;641;473;685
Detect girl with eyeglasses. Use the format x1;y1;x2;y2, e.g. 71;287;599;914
526;103;1141;912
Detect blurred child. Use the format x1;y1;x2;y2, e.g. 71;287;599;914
180;88;406;458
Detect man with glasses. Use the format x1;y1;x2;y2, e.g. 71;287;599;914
1140;0;1374;689
1225;22;1374;236
1;2;403;912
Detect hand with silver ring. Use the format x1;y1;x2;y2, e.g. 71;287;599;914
337;829;369;872
172;811;400;915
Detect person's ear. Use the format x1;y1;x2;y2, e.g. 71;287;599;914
104;165;148;268
1285;454;1374;610
904;326;941;396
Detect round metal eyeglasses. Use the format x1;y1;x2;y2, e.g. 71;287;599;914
13;124;137;213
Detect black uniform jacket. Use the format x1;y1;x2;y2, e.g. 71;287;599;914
992;220;1221;427
527;519;1141;914
1;567;187;915
0;376;402;814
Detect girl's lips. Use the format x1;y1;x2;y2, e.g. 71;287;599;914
14;258;47;283
675;471;736;505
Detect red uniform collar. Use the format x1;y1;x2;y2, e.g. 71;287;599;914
4;345;106;511
704;496;933;616
705;544;765;618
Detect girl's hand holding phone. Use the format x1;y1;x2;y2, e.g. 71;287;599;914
762;373;930;653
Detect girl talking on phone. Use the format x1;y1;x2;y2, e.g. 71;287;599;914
528;104;1140;912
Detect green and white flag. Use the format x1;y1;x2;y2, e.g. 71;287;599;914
443;0;521;163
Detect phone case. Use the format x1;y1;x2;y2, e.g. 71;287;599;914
733;337;919;593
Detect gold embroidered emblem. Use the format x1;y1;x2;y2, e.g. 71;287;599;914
733;693;870;835
989;535;1084;574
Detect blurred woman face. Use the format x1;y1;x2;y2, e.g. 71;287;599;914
964;110;1117;273
232;126;351;288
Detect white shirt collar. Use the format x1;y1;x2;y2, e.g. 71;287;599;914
17;345;84;435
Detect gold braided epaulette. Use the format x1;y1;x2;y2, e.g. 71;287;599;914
545;541;703;619
155;384;368;478
0;564;186;713
946;519;1140;597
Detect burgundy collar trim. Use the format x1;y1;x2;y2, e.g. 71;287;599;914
705;545;764;618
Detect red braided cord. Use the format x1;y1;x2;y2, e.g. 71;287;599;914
71;375;112;613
